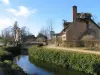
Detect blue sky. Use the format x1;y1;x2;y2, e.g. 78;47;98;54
0;0;100;36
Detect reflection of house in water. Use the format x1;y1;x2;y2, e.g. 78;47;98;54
54;6;100;45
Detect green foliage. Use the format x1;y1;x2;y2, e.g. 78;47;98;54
0;46;27;75
4;60;13;65
11;64;22;70
29;46;100;75
0;49;10;57
1;60;25;75
2;45;21;55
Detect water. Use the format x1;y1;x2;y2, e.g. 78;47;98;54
13;55;91;75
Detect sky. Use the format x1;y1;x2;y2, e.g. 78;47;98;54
0;0;100;36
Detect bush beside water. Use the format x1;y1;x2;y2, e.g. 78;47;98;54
2;45;21;54
29;46;100;75
0;60;27;75
0;46;27;75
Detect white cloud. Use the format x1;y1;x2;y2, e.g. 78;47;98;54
2;0;9;4
0;18;13;30
6;6;37;17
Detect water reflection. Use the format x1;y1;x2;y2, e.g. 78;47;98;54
14;55;91;75
14;55;54;75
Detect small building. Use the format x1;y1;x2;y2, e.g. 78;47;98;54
54;6;100;45
23;35;36;42
36;33;47;42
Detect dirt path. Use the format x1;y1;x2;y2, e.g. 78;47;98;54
46;45;100;55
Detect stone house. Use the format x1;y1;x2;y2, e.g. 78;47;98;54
54;6;100;45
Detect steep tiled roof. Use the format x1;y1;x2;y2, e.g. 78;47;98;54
55;12;100;37
63;23;72;31
90;19;100;29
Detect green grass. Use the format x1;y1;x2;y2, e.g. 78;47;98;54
0;48;11;57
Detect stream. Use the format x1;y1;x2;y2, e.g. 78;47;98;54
13;54;91;75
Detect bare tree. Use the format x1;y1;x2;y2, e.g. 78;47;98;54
1;26;14;45
39;19;55;40
13;21;18;40
47;19;55;39
1;21;32;45
20;26;31;42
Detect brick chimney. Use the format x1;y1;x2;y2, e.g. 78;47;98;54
73;5;77;22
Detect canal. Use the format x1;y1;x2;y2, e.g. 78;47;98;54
13;54;91;75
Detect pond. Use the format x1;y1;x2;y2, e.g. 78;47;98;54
13;55;91;75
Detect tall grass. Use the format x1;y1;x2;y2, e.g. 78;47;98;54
29;46;100;75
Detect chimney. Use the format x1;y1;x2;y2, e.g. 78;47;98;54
73;5;77;22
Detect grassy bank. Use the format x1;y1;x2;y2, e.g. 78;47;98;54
29;57;89;75
2;44;21;55
29;46;100;75
0;60;27;75
0;47;12;61
0;46;27;75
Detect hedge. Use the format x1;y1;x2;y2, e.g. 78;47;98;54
29;46;100;75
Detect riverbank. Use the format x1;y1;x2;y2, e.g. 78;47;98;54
0;45;27;75
29;46;100;75
29;56;90;75
46;45;100;55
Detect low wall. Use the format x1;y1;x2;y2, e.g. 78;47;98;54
29;46;100;75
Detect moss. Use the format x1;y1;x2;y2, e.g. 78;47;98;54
0;50;10;56
4;60;12;65
2;45;21;55
11;64;22;70
29;46;100;75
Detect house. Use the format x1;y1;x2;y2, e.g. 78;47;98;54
54;6;100;44
23;35;36;43
36;33;47;42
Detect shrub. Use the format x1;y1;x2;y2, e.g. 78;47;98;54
94;42;100;51
4;60;12;66
2;45;21;55
11;64;22;70
63;41;84;47
82;35;95;47
29;46;100;75
0;49;11;57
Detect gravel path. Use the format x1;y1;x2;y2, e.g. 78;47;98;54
46;45;100;55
